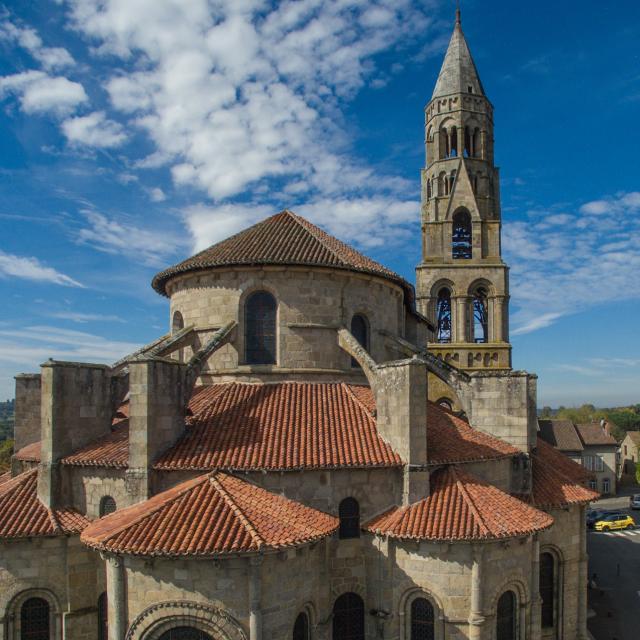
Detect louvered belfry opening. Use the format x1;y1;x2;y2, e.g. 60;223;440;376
245;291;277;365
20;597;50;640
332;592;365;640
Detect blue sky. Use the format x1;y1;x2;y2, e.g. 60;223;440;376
0;0;638;406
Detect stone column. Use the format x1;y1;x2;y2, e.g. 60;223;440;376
493;297;505;342
468;546;485;640
530;536;541;640
106;555;126;640
454;296;467;343
577;507;589;639
249;556;263;640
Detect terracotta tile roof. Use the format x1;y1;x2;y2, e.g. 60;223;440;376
538;419;584;452
427;403;519;464
575;423;618;447
154;382;402;471
0;470;89;539
81;471;338;557
0;471;11;486
61;423;129;468
13;440;41;463
364;465;553;541
151;210;416;305
527;438;599;508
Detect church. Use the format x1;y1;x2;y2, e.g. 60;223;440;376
0;11;596;640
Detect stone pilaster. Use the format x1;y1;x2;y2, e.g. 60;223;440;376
249;555;263;640
468;545;485;640
106;555;126;640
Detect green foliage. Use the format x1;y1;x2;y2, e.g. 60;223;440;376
636;461;640;485
555;404;607;425
0;438;13;472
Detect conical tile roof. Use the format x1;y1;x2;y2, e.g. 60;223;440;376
81;471;338;557
364;465;553;542
432;12;485;99
152;210;415;302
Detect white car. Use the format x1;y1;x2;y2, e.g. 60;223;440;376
629;494;640;510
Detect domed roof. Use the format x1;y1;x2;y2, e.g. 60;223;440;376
152;210;415;302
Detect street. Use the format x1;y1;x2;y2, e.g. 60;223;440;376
587;492;640;640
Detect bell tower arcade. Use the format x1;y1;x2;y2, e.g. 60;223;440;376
416;9;511;372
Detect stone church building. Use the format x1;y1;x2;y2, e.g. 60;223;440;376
0;11;596;640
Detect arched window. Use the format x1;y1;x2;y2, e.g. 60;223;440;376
410;597;434;640
293;612;309;640
452;210;472;259
338;497;360;539
439;128;447;160
435;288;451;343
540;553;555;628
436;397;453;411
99;496;117;517
472;288;488;344
158;629;213;640
437;172;446;197
496;591;517;640
332;593;364;640
449;170;456;194
350;314;368;368
98;592;108;640
426;179;432;200
245;291;277;365
464;126;471;157
21;597;50;640
449;126;458;157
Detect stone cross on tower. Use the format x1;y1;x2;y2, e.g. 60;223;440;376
416;9;511;373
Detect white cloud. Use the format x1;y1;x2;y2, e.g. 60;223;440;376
62;0;437;245
62;111;127;148
0;70;87;115
149;187;166;202
49;311;125;323
77;209;181;266
0;250;83;287
505;192;640;334
0;19;75;70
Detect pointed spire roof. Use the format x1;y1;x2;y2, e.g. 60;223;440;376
431;9;485;99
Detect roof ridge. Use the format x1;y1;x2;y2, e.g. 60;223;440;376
285;212;348;268
0;468;36;498
209;472;266;550
93;474;209;544
341;383;375;418
449;467;491;536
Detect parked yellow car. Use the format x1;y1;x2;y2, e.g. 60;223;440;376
594;512;635;532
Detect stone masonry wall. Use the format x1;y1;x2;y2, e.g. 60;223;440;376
167;266;408;378
13;374;41;452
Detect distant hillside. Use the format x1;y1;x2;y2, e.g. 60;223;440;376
0;399;14;442
539;403;640;441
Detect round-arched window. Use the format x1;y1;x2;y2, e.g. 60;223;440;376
435;288;452;343
496;590;517;640
410;597;435;640
245;291;277;365
158;628;213;640
99;496;117;517
292;612;309;640
452;210;472;259
21;597;50;640
332;592;364;640
350;314;369;368
338;497;360;539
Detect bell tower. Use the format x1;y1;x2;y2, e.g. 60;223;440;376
416;8;511;372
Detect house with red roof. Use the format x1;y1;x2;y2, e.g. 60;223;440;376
0;10;597;640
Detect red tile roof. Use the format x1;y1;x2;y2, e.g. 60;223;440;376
0;471;11;486
154;382;402;471
427;403;519;464
365;465;553;541
81;471;338;557
13;441;41;463
0;470;89;539
527;438;599;508
59;383;518;472
151;210;415;304
538;419;584;452
61;423;129;468
575;423;618;447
